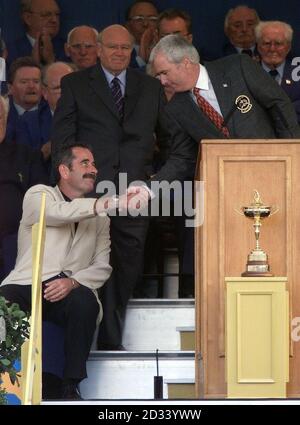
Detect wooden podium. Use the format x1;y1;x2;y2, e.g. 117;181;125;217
195;139;300;398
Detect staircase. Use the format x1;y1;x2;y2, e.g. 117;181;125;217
80;298;196;400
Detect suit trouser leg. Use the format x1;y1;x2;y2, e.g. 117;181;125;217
0;283;99;381
97;216;149;348
45;285;99;381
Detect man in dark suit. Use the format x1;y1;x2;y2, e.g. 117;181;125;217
222;5;260;59
149;35;300;141
52;25;195;350
256;20;300;124
6;0;66;68
149;35;300;300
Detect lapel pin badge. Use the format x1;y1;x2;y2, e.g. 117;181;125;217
235;94;252;113
285;79;291;85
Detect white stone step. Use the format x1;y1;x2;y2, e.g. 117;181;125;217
80;351;195;400
122;299;195;351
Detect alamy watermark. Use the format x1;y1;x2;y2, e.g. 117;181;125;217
96;173;204;228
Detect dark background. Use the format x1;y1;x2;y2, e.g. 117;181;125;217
0;0;299;60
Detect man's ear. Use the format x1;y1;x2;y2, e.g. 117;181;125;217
58;163;70;179
64;43;71;58
22;12;33;29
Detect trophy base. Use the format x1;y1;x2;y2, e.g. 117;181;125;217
241;271;273;277
241;259;273;277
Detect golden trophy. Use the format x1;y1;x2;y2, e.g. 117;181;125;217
241;191;276;277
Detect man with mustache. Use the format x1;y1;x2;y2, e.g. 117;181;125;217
0;142;126;399
52;24;195;352
6;56;43;143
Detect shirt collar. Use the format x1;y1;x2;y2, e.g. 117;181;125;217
195;64;209;91
13;102;38;116
26;33;36;47
235;45;256;54
101;65;127;89
261;60;285;79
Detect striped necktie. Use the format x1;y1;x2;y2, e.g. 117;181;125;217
110;77;124;118
193;88;229;137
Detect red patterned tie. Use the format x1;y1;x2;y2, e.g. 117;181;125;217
193;87;229;137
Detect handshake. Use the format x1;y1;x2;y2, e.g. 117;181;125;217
94;185;151;216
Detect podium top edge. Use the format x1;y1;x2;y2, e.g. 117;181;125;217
201;139;300;144
225;277;288;282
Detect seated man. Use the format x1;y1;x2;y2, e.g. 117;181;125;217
256;20;300;124
6;0;67;67
16;61;74;171
0;142;118;400
223;5;260;59
6;56;43;143
0;95;48;282
64;26;99;70
126;0;159;68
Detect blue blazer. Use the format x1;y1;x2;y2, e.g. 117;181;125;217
6;34;67;68
6;97;49;144
280;61;300;124
16;102;52;149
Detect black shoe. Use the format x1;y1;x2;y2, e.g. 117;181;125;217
42;373;62;400
98;343;126;351
61;383;83;400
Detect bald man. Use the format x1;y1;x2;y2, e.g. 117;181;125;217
52;24;194;350
65;26;99;70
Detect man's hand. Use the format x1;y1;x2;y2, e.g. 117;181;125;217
127;185;150;212
139;27;158;62
32;31;55;64
41;141;51;161
44;277;78;302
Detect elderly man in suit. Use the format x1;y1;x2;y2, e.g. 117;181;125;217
6;0;67;68
256;20;300;124
0;143;115;399
223;5;260;59
64;26;99;71
149;35;300;141
52;24;195;350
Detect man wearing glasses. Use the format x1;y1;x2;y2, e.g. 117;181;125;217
125;0;158;68
256;20;300;124
64;26;99;71
6;0;67;67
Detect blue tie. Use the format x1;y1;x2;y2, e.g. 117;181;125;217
110;77;124;118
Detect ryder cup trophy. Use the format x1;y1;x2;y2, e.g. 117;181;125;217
241;190;276;277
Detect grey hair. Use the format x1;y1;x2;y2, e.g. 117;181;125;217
20;0;33;13
149;34;199;65
67;25;99;44
224;5;260;32
41;61;74;85
255;20;293;44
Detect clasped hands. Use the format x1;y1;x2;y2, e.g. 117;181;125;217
95;186;151;215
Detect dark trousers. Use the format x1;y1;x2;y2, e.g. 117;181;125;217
97;215;149;347
0;284;99;381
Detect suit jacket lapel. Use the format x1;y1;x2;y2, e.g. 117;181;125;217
88;65;120;119
174;91;223;138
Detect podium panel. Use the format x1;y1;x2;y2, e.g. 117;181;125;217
226;277;289;398
195;139;300;398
